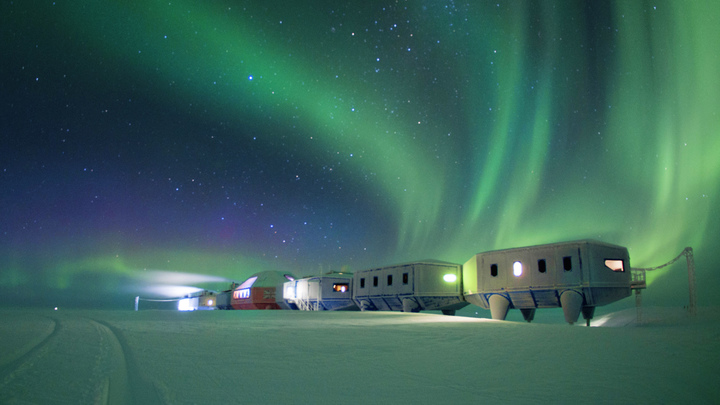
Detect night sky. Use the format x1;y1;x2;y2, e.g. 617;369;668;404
2;1;718;309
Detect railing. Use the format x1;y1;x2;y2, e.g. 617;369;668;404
631;247;696;316
296;299;320;311
630;269;646;289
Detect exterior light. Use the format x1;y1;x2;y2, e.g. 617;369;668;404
513;261;523;277
178;298;194;311
443;274;457;282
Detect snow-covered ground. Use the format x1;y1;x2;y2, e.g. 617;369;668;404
0;307;717;404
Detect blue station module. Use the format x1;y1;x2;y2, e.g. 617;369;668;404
283;272;358;311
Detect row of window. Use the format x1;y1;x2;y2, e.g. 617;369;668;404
232;288;251;299
490;257;573;277
359;272;410;288
489;257;625;277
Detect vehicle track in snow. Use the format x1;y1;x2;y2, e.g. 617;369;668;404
83;317;132;405
88;318;164;405
0;315;59;389
0;313;163;404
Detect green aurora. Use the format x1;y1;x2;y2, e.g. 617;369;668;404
1;0;718;308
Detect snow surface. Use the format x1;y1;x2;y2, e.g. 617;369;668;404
0;307;718;404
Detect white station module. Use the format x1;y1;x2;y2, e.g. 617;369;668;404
463;239;632;325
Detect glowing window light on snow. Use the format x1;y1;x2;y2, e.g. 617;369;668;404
178;298;195;311
513;261;523;277
604;259;625;272
443;274;457;282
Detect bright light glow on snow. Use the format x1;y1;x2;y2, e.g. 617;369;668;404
443;274;457;282
513;261;523;277
178;298;195;311
207;299;214;306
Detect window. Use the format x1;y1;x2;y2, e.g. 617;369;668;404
604;259;625;272
387;275;393;286
233;289;251;299
563;256;572;271
360;278;365;288
333;283;350;292
403;273;409;284
490;264;498;277
513;261;523;277
373;276;378;287
538;259;547;273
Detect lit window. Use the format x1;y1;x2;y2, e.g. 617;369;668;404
207;299;214;306
333;283;349;292
443;273;457;282
233;289;251;299
563;256;572;271
513;261;523;277
605;259;625;272
490;264;498;277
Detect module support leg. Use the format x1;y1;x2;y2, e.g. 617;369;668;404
635;289;642;325
581;306;595;327
520;308;536;323
686;247;697;317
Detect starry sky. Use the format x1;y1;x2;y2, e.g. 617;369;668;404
2;0;719;309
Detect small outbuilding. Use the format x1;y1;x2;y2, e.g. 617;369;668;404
283;272;358;311
178;290;217;311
